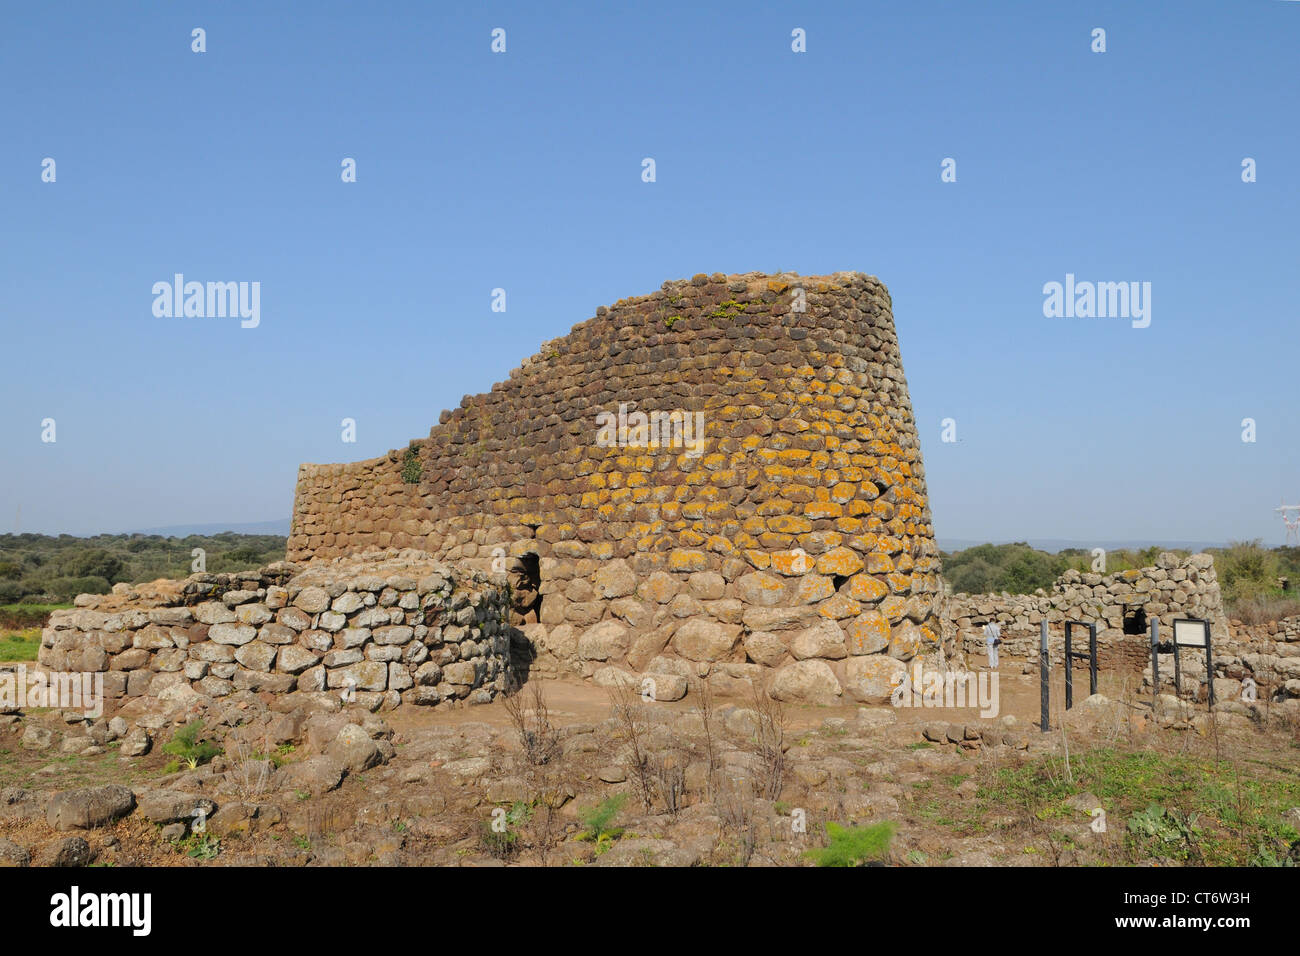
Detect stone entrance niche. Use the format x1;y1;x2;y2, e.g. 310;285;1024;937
1123;607;1148;636
513;554;542;626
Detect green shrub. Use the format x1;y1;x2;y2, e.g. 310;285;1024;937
805;821;896;867
944;544;1065;594
45;576;111;600
577;793;626;853
401;444;422;484
161;720;223;772
57;548;124;583
1214;540;1279;603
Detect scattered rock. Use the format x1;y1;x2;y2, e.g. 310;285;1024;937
120;728;152;757
0;839;30;867
21;725;55;751
46;836;93;867
134;789;218;824
45;785;136;831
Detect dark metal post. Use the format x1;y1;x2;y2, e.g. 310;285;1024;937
1205;624;1215;707
1173;638;1182;702
1088;622;1098;697
1150;618;1159;708
1039;619;1050;733
1065;621;1073;710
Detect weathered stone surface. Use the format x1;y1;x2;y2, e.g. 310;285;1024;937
743;631;788;667
47;837;92;867
120;728;152;756
593;560;636;599
332;592;364;614
637;571;680;604
671;619;740;662
135;789;217;824
640;672;688;701
328;661;388;692
293;587;332;614
276;645;320;674
843;655;908;704
46;785;136;830
234;641;277;672
279;755;346;795
235;603;273;626
0;838;30;867
21;725;55;751
577;620;630;662
770;660;842;705
736;572;787;607
789;620;847;660
208;623;257;646
325;724;382;774
194;602;236;625
846;611;892;655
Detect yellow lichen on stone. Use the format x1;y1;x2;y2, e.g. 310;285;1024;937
816;547;864;577
845;574;889;603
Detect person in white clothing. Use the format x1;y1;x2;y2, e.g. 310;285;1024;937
983;621;1001;669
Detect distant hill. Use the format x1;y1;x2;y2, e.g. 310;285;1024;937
938;537;1226;555
129;519;292;538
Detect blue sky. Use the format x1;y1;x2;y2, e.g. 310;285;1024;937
2;1;1297;547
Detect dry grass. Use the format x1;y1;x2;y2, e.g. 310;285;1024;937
1225;595;1300;625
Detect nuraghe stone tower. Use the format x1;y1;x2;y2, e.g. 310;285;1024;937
287;271;943;704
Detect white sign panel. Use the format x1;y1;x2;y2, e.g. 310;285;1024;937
1173;619;1209;647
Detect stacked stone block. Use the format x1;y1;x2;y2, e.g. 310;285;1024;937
38;551;512;710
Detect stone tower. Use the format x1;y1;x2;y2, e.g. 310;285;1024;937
287;271;942;702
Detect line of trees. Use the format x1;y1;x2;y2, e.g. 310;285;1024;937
942;540;1300;608
0;533;286;604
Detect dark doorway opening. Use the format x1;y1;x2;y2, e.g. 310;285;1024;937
505;552;542;689
1122;607;1147;636
513;553;542;625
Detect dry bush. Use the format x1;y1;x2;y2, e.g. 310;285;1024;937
526;791;566;866
304;802;349;851
521;749;577;866
502;678;559;766
607;677;655;812
715;773;758;866
748;683;787;801
649;747;688;818
226;730;275;802
691;676;721;799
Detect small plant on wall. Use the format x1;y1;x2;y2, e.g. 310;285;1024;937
401;442;422;484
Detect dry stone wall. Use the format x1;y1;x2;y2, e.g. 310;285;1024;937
1179;613;1300;703
286;271;945;702
944;552;1227;670
38;551;513;711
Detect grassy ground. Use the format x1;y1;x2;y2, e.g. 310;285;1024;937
0;603;68;663
905;745;1300;866
0;629;40;662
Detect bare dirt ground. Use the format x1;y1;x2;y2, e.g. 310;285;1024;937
2;661;1298;868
